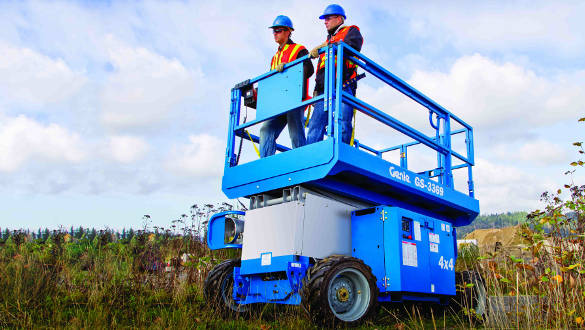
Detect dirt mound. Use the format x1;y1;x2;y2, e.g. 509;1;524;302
464;225;525;251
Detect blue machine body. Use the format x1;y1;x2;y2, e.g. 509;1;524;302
207;210;245;250
351;206;456;303
211;42;479;306
233;256;310;305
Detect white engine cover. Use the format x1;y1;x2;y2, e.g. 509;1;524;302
241;193;356;261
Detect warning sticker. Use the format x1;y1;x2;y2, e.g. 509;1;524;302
261;252;272;266
413;221;421;241
429;232;440;244
430;242;439;253
402;241;418;267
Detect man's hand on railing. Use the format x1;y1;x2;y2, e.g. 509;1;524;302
309;42;327;58
276;63;285;72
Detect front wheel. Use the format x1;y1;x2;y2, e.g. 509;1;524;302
203;259;250;316
300;255;378;326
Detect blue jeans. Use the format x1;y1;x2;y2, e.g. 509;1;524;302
307;85;355;144
259;107;306;157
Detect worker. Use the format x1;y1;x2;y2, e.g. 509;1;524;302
259;15;314;158
307;4;363;144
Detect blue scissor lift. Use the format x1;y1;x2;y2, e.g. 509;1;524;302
204;42;480;325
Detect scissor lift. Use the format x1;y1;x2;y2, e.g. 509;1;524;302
204;42;481;325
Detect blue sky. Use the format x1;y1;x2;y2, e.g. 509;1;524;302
1;1;584;230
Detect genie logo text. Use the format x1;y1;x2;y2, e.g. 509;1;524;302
389;166;411;183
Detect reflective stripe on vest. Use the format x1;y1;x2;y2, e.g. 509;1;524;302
270;43;306;70
316;25;359;78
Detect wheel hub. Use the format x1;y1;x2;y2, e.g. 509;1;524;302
329;276;355;313
325;266;373;322
336;287;350;302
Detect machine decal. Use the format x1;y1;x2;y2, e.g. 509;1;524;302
430;242;439;253
438;256;454;270
413;221;421;241
402;241;418;267
429;232;440;244
389;166;411;183
414;176;445;197
261;252;272;266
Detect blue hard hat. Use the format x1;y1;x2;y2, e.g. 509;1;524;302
269;15;294;31
319;4;346;19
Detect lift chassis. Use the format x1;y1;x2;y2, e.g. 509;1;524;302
204;42;482;326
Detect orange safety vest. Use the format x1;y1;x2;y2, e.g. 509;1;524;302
271;42;310;102
316;25;359;81
270;43;306;70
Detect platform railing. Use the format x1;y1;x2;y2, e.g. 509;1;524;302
327;42;475;198
226;42;475;198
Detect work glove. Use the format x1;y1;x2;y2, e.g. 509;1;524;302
309;42;327;58
276;63;285;72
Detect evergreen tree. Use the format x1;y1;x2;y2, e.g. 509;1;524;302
457;211;528;237
89;228;97;241
42;228;50;241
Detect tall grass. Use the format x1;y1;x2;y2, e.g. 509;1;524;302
1;223;582;328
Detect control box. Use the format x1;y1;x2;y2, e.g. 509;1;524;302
351;206;456;296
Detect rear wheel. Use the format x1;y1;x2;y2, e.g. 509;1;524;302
301;255;378;326
203;259;250;316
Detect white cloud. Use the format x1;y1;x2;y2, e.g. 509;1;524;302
391;2;585;58
358;54;585;137
473;157;556;213
409;54;585;129
0;115;87;172
0;42;87;108
100;36;203;131
165;134;224;179
104;135;149;164
492;140;570;166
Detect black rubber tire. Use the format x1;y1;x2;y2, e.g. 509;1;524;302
300;255;378;327
203;258;250;316
453;270;487;318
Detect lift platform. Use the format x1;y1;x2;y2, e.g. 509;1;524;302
223;42;479;227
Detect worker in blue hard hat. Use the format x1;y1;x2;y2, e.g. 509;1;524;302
259;15;314;158
306;4;363;145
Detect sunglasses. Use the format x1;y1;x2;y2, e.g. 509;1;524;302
324;15;340;21
272;28;287;34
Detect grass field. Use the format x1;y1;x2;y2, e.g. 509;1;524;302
1;213;583;329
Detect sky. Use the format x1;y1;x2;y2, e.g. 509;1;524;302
1;0;584;231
